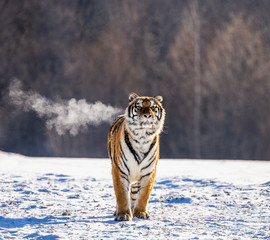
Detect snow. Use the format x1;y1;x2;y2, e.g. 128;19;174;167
0;151;269;239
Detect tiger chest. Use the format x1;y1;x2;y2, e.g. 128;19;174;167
120;133;157;184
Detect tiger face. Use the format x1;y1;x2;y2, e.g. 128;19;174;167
125;93;165;133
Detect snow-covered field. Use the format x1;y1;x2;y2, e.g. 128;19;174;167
0;151;269;239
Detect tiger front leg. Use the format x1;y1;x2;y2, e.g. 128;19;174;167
130;182;140;213
112;166;132;221
133;168;157;219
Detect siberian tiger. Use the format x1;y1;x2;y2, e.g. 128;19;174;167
108;93;165;221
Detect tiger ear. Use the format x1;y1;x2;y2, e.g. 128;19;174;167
154;95;163;103
129;92;139;102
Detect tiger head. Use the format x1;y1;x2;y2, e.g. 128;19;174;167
125;93;165;134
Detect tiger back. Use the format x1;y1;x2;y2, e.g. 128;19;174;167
108;93;165;221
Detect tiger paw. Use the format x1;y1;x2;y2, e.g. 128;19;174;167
114;213;132;221
133;211;150;219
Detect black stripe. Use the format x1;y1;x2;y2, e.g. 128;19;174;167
112;141;118;167
113;157;117;167
140;172;152;181
141;155;156;172
128;105;132;118
131;129;139;136
120;149;130;175
111;118;121;132
120;145;126;162
128;105;138;119
122;159;130;175
144;136;157;159
148;150;157;162
155;107;162;120
127;120;137;126
146;131;155;136
131;198;137;201
120;159;130;175
156;108;160;120
120;174;129;183
117;165;128;179
108;143;111;158
124;130;140;164
110;115;124;132
112;117;124;134
159;108;163;120
129;134;140;144
131;190;138;195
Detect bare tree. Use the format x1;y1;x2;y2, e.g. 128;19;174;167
203;14;270;159
191;0;201;158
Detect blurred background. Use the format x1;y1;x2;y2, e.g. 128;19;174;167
1;0;270;160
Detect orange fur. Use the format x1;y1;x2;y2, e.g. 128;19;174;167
108;94;165;221
108;116;132;220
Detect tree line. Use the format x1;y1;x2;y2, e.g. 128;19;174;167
1;0;270;159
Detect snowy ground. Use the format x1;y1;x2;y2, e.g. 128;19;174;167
0;151;269;239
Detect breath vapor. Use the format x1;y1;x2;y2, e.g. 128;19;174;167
9;80;122;135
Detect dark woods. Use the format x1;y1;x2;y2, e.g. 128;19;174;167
1;0;270;160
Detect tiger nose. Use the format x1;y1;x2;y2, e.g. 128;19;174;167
144;113;152;118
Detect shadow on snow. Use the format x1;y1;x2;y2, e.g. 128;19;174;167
155;177;229;189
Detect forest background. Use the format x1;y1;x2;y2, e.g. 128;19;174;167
1;0;270;160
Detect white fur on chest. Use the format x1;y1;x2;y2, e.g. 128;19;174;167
133;129;154;154
120;130;157;184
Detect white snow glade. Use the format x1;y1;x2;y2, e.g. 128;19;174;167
0;151;269;239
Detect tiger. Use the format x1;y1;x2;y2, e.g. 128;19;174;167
108;92;165;221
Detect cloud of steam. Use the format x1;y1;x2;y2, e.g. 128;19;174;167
9;80;123;135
